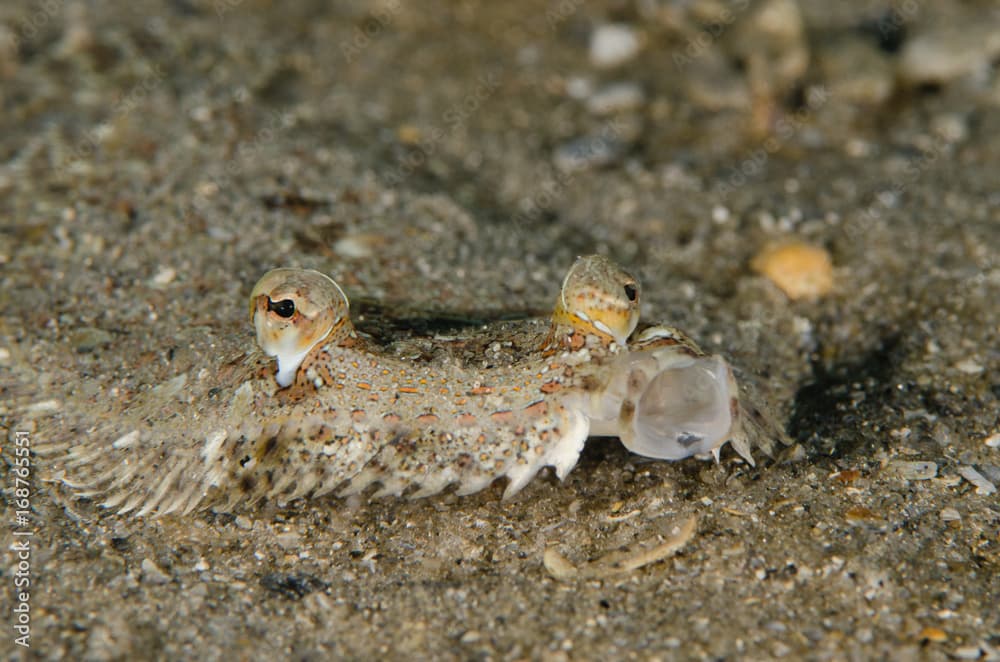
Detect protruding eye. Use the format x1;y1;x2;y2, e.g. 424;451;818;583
268;298;296;318
623;283;638;302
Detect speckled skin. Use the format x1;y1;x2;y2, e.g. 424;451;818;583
47;256;785;517
49;256;641;516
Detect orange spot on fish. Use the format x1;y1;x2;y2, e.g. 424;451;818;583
469;386;493;396
523;401;548;417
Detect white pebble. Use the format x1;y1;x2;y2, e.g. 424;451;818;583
25;399;61;415
151;266;176;286
939;507;961;522
334;235;376;259
957;466;997;495
565;76;593;100
952;646;982;660
954;358;983;375
553;133;623;172
586;82;645;115
590;24;640;68
899;24;1000;86
932;113;969;143
984;432;1000;449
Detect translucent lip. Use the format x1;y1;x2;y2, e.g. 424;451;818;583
625;356;733;460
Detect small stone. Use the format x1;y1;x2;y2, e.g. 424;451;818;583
919;627;948;643
780;444;807;463
543;547;578;580
981;465;1000;485
953;646;983;660
141;558;171;585
333;234;385;259
931;113;969;144
939;508;961;523
151;266;176;286
844;506;883;524
71;327;114;353
275;531;301;550
565;76;592;100
954;358;984;375
886;460;937;481
25;399;62;416
396;124;422;145
586;82;645;116
459;630;481;644
957;466;997;495
553;132;625;172
590;24;641;68
751;242;834;300
984;432;1000;449
899;22;1000;86
234;515;254;530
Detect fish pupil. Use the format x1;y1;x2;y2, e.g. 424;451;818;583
624;283;638;302
269;298;296;318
